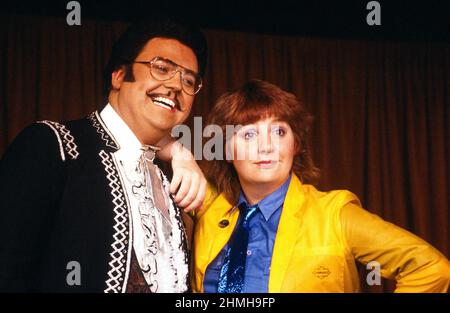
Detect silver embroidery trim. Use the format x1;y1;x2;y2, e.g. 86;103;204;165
37;120;79;160
88;111;119;150
100;150;129;293
111;155;133;293
37;121;66;161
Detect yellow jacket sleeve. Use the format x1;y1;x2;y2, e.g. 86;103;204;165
341;202;450;292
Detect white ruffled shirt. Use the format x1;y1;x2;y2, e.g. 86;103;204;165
100;104;188;292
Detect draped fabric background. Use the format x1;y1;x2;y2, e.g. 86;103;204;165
1;15;448;292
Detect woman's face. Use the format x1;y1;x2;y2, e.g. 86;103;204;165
230;117;297;190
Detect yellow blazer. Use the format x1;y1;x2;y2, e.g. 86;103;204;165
192;174;450;292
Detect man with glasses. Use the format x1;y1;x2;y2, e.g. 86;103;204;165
0;19;207;292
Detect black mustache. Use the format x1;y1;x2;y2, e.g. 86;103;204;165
146;92;182;112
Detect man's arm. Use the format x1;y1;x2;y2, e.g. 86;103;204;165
0;123;65;291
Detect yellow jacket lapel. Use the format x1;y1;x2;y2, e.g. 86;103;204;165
269;174;306;292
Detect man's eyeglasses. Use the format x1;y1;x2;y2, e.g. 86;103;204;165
134;57;202;96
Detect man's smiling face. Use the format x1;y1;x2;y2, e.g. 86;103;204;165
109;37;199;145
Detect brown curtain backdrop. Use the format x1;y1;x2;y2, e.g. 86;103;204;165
1;14;448;292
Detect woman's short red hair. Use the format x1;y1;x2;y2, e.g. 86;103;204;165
202;79;320;204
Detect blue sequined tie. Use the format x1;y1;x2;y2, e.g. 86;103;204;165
217;203;259;293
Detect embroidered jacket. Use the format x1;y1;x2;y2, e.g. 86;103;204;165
0;111;188;292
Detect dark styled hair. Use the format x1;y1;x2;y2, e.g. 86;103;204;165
103;18;207;100
203;79;320;204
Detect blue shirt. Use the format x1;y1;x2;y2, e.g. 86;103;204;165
203;174;291;293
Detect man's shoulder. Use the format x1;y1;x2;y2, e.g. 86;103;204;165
16;110;110;162
0;120;72;168
41;113;96;133
4;122;61;155
35;114;101;161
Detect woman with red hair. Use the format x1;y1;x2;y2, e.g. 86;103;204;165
191;79;450;293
